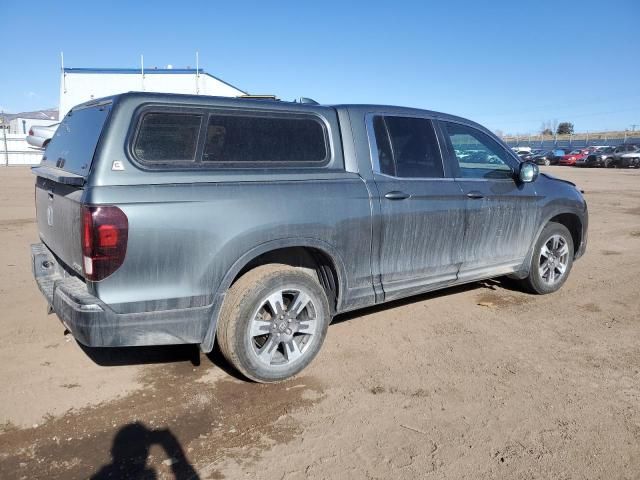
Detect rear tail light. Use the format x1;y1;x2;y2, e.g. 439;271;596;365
28;128;34;136
81;205;128;281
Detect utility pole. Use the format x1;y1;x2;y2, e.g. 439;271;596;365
1;112;8;166
631;124;638;132
195;51;200;95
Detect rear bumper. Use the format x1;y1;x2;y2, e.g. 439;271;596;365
31;243;210;347
617;157;640;167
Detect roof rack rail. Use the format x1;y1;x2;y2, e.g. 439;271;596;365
237;94;279;101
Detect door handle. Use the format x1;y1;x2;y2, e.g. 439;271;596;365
466;191;484;199
384;191;411;200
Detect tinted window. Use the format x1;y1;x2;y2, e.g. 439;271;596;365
134;113;202;162
42;104;111;176
372;116;395;175
203;113;327;164
443;122;513;179
372;116;444;178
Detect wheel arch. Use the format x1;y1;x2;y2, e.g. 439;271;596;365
548;212;583;252
514;210;585;280
200;238;347;353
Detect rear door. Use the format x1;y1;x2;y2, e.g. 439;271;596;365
438;120;541;280
367;114;467;301
33;102;111;275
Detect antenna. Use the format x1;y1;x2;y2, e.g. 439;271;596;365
140;54;145;91
195;51;200;95
61;51;66;93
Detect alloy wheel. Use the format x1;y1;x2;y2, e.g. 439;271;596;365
538;234;570;285
249;288;319;367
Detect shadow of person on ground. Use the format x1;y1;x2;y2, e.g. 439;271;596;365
91;422;199;480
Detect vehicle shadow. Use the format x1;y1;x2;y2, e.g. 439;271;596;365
79;343;202;367
332;277;521;325
78;338;247;381
91;422;199;480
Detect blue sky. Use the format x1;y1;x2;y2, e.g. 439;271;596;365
1;0;638;134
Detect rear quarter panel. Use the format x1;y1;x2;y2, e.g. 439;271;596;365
85;177;374;315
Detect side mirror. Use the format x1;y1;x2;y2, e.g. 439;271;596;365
518;161;539;183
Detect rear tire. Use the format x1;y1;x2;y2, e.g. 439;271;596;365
520;222;574;294
217;264;331;383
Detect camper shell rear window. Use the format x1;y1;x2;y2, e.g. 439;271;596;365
41;102;111;177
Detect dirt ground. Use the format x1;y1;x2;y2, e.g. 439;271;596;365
0;166;638;479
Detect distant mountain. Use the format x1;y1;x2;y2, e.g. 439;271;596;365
0;108;59;124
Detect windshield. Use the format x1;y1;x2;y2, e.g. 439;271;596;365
41;103;111;176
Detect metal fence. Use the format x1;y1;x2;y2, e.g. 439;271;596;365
0;131;43;166
504;132;640;150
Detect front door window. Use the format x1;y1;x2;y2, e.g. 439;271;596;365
442;122;514;179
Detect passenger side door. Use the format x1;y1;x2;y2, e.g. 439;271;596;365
438;121;541;280
368;114;467;301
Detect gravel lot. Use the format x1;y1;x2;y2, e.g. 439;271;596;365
0;166;639;479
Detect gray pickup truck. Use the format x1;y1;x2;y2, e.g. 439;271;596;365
31;93;588;382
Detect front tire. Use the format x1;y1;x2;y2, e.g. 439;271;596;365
521;222;574;294
544;159;551;166
217;264;331;383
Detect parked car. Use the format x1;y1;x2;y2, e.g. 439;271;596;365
578;146;615;167
559;149;590;166
531;149;565;166
617;148;640;168
26;123;59;149
587;145;609;152
512;146;532;154
31;93;588;382
610;144;640;168
519;149;543;161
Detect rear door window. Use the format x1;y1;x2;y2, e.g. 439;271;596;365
42;103;111;176
371;115;444;178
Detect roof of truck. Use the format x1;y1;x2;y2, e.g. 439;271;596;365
71;92;482;131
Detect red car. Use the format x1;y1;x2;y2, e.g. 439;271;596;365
559;149;590;166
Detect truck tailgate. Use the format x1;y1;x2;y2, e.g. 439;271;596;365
31;101;112;276
35;175;85;275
